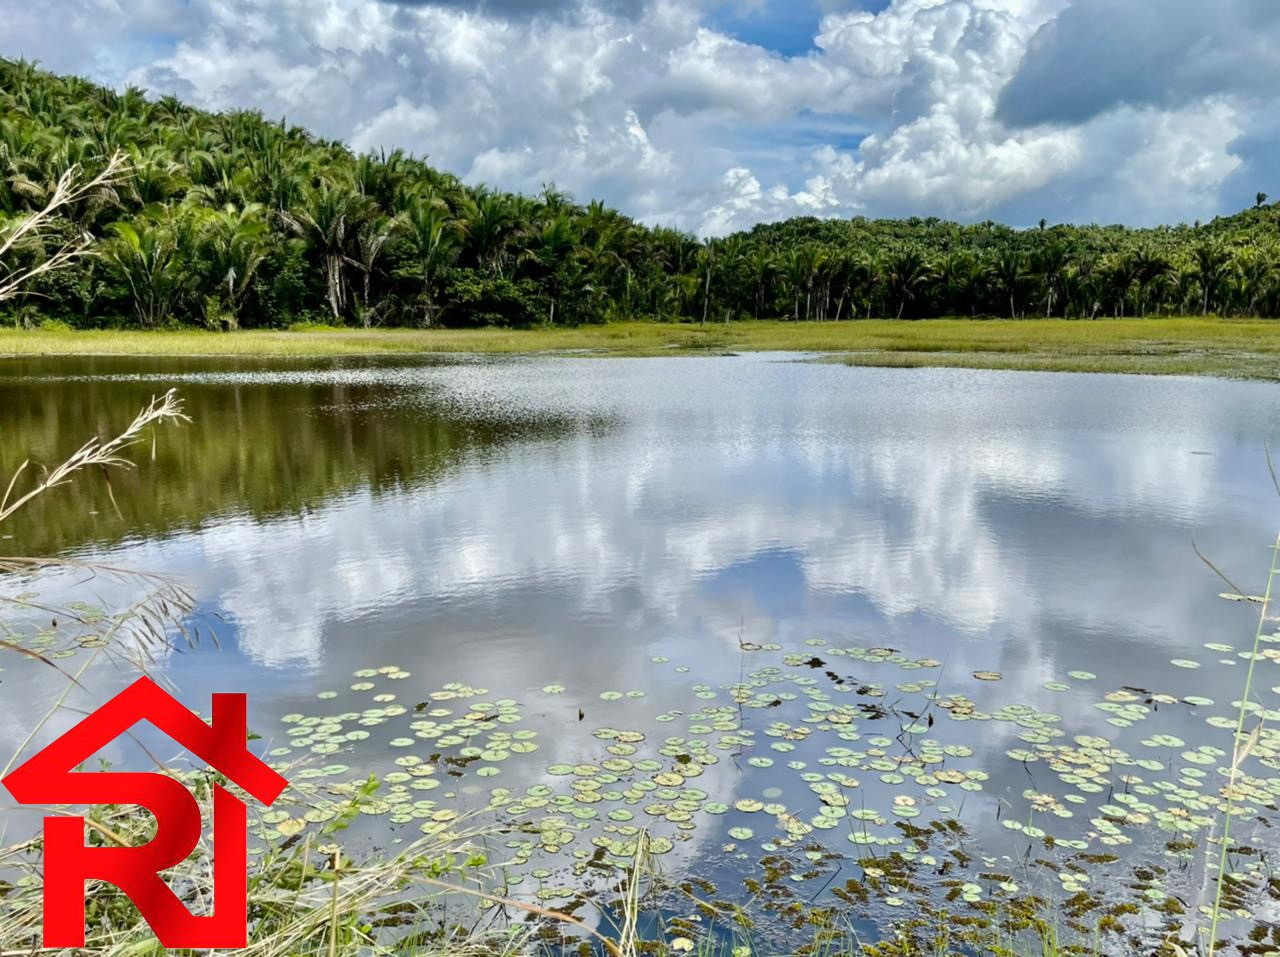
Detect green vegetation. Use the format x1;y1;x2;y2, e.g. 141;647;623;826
4;58;1280;339
0;318;1278;379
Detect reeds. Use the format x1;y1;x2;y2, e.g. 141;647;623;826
0;778;533;957
0;387;188;526
1202;528;1280;957
0;151;131;306
0;388;196;779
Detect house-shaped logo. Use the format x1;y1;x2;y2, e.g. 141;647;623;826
1;676;289;948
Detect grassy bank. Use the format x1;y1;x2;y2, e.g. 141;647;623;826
0;317;1278;379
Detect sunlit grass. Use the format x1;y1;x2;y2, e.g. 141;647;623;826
1;317;1278;379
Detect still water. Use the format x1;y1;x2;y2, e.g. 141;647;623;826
2;353;1279;939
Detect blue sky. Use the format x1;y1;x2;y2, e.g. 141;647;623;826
4;0;1277;235
706;1;826;56
707;0;897;56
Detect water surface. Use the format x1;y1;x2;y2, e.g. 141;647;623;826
3;354;1279;938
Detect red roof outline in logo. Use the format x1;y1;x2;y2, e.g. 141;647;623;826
1;676;287;804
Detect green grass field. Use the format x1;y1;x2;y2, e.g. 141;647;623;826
2;318;1278;379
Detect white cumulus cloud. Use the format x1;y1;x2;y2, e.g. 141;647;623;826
3;0;1275;233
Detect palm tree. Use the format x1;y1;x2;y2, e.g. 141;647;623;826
746;247;776;320
520;212;581;325
1232;244;1276;317
782;248;807;320
1130;246;1171;317
463;191;521;277
403;198;464;327
104;213;190;327
282;181;373;321
13;57;1280;330
1191;241;1230;316
248;150;306;217
349;213;403;325
695;241;716;326
883;247;932;319
827;249;873;321
989;249;1027;318
937;250;981;317
0;151;130;305
539;184;573;216
1059;261;1086;319
128;145;187;206
781;245;824;320
0;123;63;214
1102;252;1139;317
1033;243;1067;317
196;202;270;328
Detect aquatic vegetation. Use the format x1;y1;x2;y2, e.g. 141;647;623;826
198;598;1280;954
9;582;1280;954
10;542;1280;951
8;319;1280;383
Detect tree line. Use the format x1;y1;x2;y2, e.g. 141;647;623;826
2;57;1278;330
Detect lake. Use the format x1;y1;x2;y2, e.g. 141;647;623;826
2;353;1279;946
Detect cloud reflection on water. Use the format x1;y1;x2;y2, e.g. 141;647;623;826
1;357;1277;873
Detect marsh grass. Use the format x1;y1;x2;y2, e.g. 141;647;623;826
1200;527;1280;957
0;151;130;307
0;777;546;957
0;317;1278;379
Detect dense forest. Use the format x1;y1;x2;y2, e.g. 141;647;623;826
2;57;1279;329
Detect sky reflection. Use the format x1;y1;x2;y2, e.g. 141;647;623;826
1;356;1278;890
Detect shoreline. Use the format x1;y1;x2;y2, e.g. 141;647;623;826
1;318;1277;380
